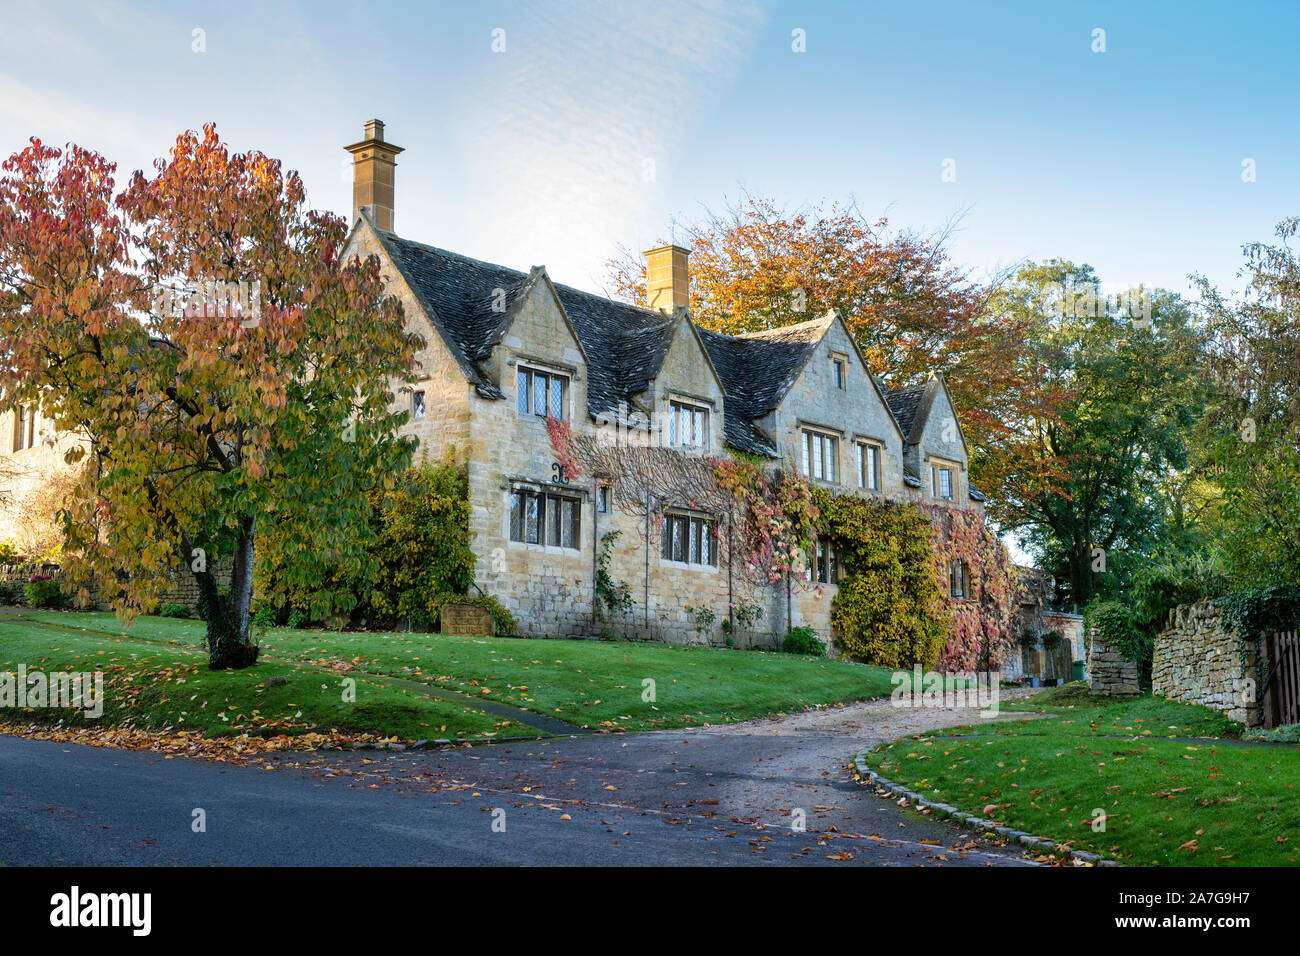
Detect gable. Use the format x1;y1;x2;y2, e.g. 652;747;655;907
913;375;970;463
788;314;905;444
653;313;725;406
340;215;473;395
496;271;587;372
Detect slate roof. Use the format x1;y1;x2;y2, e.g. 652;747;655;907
884;384;926;441
695;315;838;456
382;233;677;412
374;227;983;490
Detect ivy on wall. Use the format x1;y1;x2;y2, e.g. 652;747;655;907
813;494;1017;670
925;504;1019;671
814;491;946;669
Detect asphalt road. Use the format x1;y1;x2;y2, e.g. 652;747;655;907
0;701;1037;867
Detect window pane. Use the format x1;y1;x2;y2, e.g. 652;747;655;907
826;438;835;482
549;376;564;419
517;370;529;413
813;435;823;478
668;405;678;444
561;499;575;548
801;432;810;476
412;391;426;418
689;519;700;564
856;444;864;488
869;447;879;490
510;493;523;542
525;494;540;543
673;517;685;562
571;498;581;547
662;519;672;558
533;373;547;417
546;496;560;545
703;523;713;565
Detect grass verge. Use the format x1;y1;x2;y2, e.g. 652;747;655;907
0;617;540;743
861;686;1300;866
6;611;898;736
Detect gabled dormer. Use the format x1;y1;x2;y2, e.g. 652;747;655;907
644;309;727;454
887;372;976;507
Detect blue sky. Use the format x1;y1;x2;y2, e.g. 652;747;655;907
1;0;1296;302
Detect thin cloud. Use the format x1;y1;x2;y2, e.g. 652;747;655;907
456;0;769;291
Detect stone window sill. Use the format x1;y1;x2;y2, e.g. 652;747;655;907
658;559;719;573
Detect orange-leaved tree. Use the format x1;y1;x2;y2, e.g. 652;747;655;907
604;194;1063;511
0;126;419;668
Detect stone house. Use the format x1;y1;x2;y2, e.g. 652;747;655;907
0;398;81;559
338;121;987;648
0;120;991;650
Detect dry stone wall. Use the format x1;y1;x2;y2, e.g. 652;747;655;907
1087;628;1140;696
1;560;231;613
1152;599;1258;727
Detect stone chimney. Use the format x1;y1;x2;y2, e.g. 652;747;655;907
644;244;690;314
344;119;404;232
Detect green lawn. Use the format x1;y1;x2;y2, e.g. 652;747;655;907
0;616;539;742
3;611;897;737
862;685;1300;866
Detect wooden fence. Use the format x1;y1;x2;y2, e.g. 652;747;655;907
1261;630;1300;730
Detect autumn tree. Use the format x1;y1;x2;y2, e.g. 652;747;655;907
604;194;1047;505
1195;217;1300;587
0;128;418;668
989;261;1207;605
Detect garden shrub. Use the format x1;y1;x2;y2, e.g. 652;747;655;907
24;575;67;609
0;539;21;565
366;459;476;627
815;492;946;669
157;602;192;618
1242;722;1300;743
782;626;825;656
253;456;481;630
251;605;278;628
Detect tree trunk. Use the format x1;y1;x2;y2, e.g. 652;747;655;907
1070;544;1093;607
190;517;260;671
